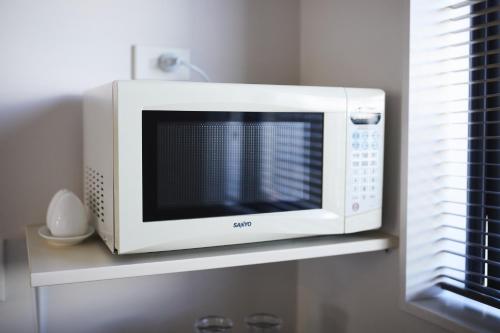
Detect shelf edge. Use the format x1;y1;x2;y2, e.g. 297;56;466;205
30;234;397;287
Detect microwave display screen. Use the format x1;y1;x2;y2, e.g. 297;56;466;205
142;111;323;221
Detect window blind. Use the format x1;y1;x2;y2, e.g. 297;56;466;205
442;0;500;309
409;0;500;310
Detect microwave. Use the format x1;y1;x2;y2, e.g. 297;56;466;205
83;81;384;254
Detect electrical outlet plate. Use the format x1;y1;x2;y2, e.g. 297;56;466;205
0;238;5;301
132;45;190;81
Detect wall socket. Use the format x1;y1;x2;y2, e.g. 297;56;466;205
132;45;190;81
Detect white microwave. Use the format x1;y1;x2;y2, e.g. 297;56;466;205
83;81;385;254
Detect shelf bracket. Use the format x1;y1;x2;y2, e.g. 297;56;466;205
32;286;47;333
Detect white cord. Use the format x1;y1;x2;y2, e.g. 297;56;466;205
157;54;211;82
178;59;211;82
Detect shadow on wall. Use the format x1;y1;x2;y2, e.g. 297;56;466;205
0;96;83;239
36;261;296;333
321;303;348;333
297;281;349;333
240;0;299;84
189;0;299;85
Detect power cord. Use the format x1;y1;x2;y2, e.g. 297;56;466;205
158;54;211;82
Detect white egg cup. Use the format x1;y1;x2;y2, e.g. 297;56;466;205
39;189;94;246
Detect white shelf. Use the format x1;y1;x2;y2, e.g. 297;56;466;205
26;224;397;287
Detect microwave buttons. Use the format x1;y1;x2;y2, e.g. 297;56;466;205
350;127;380;214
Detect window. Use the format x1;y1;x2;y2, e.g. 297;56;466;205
438;0;500;310
406;0;500;331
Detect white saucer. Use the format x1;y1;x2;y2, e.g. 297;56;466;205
38;225;95;247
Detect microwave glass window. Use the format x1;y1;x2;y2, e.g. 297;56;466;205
142;111;323;221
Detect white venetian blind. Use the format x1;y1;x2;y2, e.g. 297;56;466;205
407;0;500;309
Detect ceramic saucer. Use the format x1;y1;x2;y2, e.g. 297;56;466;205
38;225;95;246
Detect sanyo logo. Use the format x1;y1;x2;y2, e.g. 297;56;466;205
233;221;252;229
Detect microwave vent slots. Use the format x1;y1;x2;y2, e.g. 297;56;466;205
84;166;105;224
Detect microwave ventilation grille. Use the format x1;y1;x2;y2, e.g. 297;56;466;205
84;166;105;224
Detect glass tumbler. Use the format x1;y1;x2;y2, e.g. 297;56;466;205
245;313;283;333
194;315;234;333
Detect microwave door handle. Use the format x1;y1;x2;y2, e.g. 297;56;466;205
350;112;382;125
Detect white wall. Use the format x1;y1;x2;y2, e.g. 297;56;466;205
0;0;300;240
0;1;300;332
40;262;296;333
0;0;461;332
297;0;449;332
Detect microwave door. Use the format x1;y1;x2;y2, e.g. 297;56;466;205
142;111;323;222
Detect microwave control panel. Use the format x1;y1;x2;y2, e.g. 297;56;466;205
345;111;384;216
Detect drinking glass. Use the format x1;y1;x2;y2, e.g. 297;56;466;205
245;313;283;333
194;315;234;333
